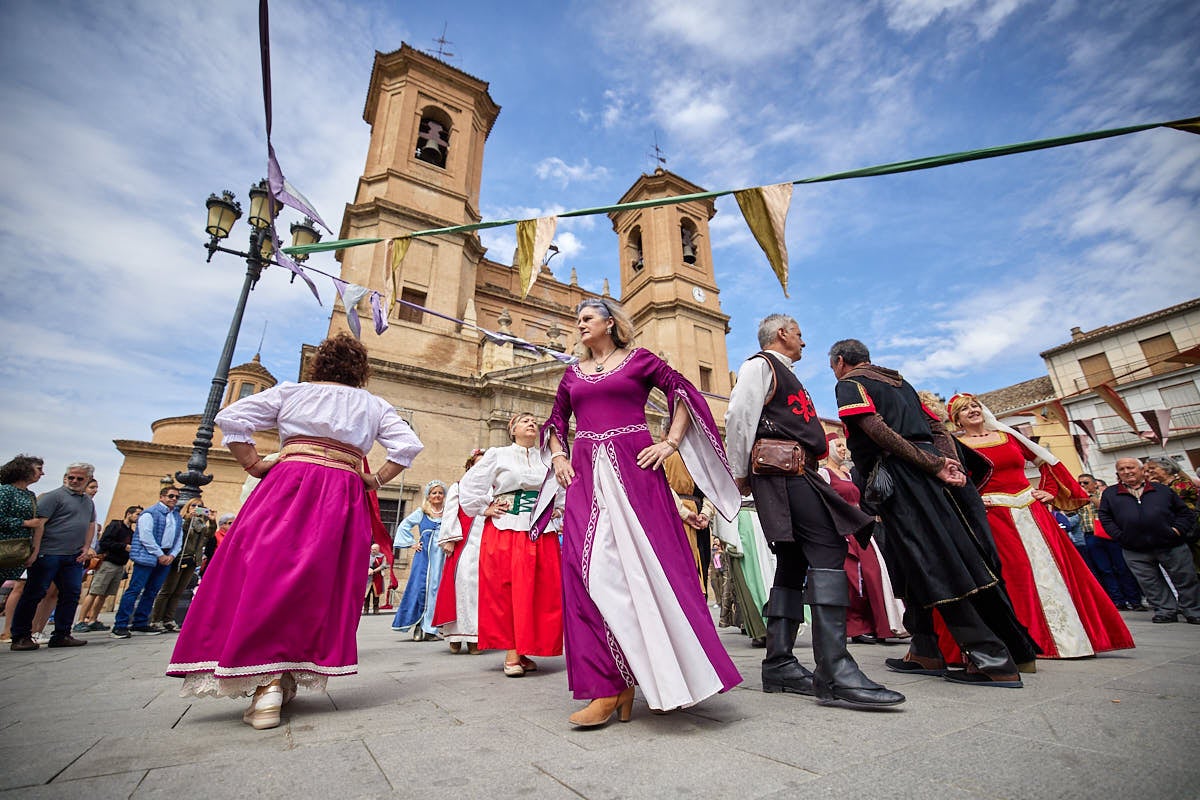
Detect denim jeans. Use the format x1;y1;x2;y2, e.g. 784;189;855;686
12;553;84;640
1085;534;1142;606
114;562;171;630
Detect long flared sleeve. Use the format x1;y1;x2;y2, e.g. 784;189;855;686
393;509;423;549
1019;440;1089;512
648;353;740;521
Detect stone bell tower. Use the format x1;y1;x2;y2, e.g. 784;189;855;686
610;169;732;416
331;44;500;373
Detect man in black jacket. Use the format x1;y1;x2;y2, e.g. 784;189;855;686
1098;458;1199;624
74;505;141;631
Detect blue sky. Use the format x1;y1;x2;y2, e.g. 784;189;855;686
1;0;1197;519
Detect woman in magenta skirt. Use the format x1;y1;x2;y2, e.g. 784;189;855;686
167;334;423;730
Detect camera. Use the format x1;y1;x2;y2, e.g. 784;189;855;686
194;507;208;516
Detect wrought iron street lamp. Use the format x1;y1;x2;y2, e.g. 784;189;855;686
175;181;321;501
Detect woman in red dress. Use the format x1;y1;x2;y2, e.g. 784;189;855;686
947;394;1133;659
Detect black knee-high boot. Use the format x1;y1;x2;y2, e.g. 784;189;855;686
805;569;905;708
761;587;814;695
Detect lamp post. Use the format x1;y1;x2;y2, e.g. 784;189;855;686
173;181;320;502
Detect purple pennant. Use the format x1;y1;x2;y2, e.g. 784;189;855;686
369;292;389;334
332;278;369;338
269;229;321;304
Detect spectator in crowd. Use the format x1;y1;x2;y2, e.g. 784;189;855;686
1078;473;1144;610
1145;457;1200;571
74;505;141;632
203;513;236;572
111;486;183;638
1099;458;1200;624
149;497;216;632
0;455;45;643
9;462;97;651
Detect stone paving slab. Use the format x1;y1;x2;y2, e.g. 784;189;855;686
1;609;1198;798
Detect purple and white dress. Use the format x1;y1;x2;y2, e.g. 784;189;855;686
535;348;742;710
167;381;423;698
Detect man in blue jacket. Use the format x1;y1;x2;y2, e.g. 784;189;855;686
1098;458;1199;624
111;486;182;638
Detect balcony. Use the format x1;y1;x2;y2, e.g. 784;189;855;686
1093;402;1200;451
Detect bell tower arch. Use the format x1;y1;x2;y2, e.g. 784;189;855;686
332;44;500;372
610;169;732;413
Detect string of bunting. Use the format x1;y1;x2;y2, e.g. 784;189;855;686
281;115;1200;298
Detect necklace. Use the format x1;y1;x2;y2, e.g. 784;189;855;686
593;348;621;373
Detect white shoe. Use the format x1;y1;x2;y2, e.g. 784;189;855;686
32;632;49;645
242;685;283;730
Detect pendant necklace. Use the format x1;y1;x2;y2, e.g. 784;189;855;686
594;348;620;373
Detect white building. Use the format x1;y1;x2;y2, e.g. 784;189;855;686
1039;297;1200;482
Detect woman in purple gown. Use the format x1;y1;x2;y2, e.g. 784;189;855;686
536;299;741;727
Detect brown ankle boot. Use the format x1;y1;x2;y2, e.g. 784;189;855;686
568;686;635;728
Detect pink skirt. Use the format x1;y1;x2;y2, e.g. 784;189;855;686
166;460;373;696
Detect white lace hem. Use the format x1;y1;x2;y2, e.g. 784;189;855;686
176;670;332;698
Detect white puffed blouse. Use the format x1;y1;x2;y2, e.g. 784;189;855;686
215;381;423;466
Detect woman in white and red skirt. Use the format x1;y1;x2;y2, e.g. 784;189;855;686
458;412;563;677
167;334;423;730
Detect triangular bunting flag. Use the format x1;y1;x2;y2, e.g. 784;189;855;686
1141;409;1172;447
268;143;332;233
734;182;793;297
332;278;370;338
369;291;389;335
1072;434;1091;466
389;236;412;316
513;216;557;298
270;232;321;304
1166;116;1200;135
1095;383;1139;433
1073;418;1097;442
1041;399;1070;431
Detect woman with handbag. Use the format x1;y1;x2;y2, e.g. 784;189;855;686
0;455;45;642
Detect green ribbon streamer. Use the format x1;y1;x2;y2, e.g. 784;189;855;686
284;115;1198;257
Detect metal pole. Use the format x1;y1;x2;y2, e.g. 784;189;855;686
175;227;267;502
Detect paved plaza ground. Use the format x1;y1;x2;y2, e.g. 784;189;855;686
2;607;1198;799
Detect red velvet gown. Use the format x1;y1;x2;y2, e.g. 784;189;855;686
939;434;1133;660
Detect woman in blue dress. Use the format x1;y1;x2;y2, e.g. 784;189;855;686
391;481;447;640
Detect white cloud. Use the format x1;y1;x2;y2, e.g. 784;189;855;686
534;157;611;187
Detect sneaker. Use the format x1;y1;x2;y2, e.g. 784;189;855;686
72;622;91;633
88;621;109;631
160;621;178;633
47;635;88;648
10;635;39;651
131;625;164;636
110;628;131;639
1129;604;1149;612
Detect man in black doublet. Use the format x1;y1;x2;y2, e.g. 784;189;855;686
830;338;1037;688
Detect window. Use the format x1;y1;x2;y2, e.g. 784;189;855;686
237;383;255;400
397;287;426;324
628;226;644;272
414;108;451;168
1159;381;1200;408
1140;332;1179;375
680;218;698;265
1079;353;1114;388
698;366;712;393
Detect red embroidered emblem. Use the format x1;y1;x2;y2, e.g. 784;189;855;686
787;391;816;422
